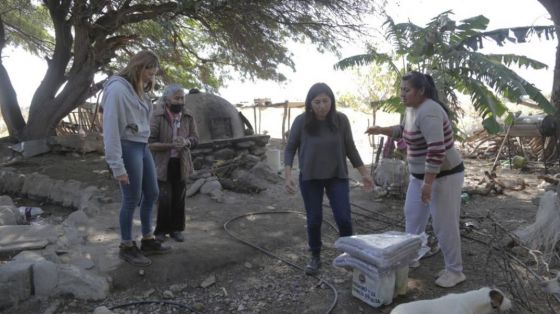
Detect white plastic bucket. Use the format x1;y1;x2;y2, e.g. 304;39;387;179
266;149;282;172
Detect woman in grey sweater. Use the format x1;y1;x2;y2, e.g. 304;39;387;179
367;71;465;288
285;82;373;275
102;51;170;267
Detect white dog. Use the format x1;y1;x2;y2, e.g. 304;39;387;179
390;287;512;314
540;273;560;294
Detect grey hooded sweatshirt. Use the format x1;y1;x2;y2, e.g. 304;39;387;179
102;75;153;178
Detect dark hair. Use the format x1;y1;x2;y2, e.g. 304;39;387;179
402;71;449;115
189;88;201;94
304;82;339;133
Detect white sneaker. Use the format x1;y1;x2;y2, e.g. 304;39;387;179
435;269;446;278
435;270;466;288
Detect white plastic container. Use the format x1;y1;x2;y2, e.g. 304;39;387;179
265;148;282;172
394;265;409;296
352;268;396;308
18;206;43;217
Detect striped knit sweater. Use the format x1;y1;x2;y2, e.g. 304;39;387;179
391;99;462;175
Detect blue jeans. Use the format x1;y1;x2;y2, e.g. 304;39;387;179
119;140;159;242
299;176;352;254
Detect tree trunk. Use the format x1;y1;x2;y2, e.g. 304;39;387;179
537;0;560;108
23;67;96;140
537;0;560;161
0;63;26;141
0;16;25;140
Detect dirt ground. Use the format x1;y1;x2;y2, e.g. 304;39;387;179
1;136;560;314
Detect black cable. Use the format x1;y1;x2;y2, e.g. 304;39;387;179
223;210;339;314
106;300;199;312
349;202;405;227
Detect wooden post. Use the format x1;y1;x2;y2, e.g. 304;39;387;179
492;125;512;172
253;106;257;135
281;101;288;143
258;105;262;134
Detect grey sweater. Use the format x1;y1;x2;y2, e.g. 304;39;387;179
284;112;364;181
391;99;462;175
102;76;153;178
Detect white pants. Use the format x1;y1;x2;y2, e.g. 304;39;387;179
404;172;464;273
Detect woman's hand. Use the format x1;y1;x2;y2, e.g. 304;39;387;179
421;182;432;204
172;137;190;150
285;175;297;194
285;176;297;194
365;126;382;135
116;174;129;185
362;175;374;191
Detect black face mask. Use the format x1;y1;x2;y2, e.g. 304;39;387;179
169;104;183;113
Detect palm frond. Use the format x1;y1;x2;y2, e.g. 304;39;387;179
485;54;547;69
446;50;555;114
455;25;555;51
334;52;400;74
449;74;506;133
370;96;404;114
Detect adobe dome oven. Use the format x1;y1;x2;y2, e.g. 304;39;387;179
185;93;270;171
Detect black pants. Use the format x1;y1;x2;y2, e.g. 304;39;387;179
155;158;186;234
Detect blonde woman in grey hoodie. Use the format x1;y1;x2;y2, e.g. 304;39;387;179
102;51;170;267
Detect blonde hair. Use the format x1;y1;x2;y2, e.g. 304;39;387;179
118;50;160;96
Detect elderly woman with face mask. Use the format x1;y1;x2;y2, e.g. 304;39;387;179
149;84;199;243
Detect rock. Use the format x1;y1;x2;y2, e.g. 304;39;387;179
169;283;186;293
192;157;204;170
43;300;61;314
250;162;281;183
236;141;255;149
190;148;214;157
33;259;58;296
186;178;206;197
143;288;155;298
70;256;95;270
242;155;261;169
55;264;109;300
237;304;246;311
200;180;222;195
230;169;266;193
0;169;25;194
0;205;23;226
200;274;216;288
249;146;266;156
138;269;145;276
213;148;236;161
244;262;253;269
162;290;174;299
0;195;14;206
0;262;33;310
254;136;270;146
93;306;115;314
193;303;205;311
0;224;57;253
63;210;89;227
209;189;225;203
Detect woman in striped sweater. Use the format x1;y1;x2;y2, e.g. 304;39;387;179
366;71;465;288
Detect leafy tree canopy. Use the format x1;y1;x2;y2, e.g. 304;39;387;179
0;0;384;140
335;11;556;134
